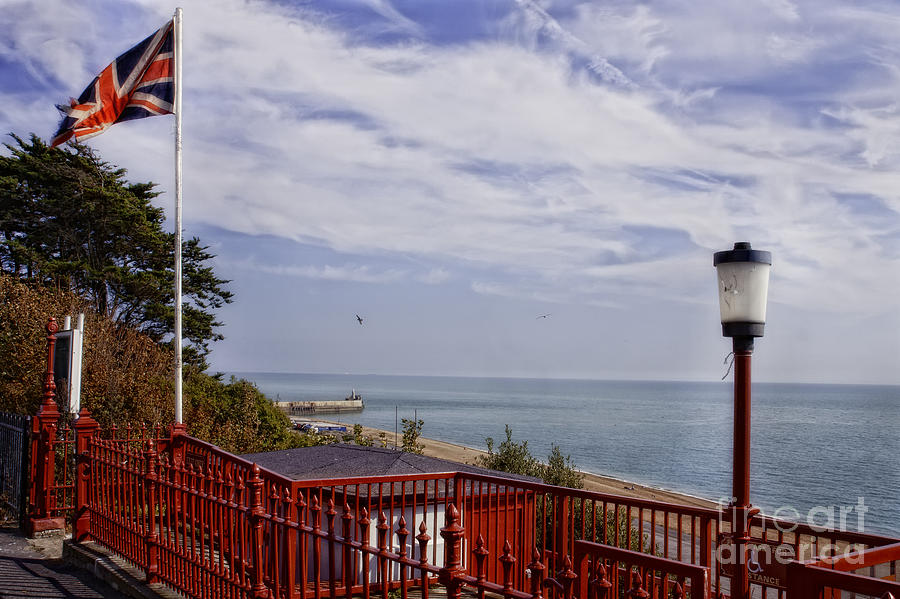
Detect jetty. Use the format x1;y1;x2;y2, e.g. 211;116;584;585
275;389;364;415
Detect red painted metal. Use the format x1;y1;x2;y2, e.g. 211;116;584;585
21;410;891;599
787;556;900;598
73;408;99;542
439;504;465;599
528;547;545;599
574;539;708;598
143;439;160;585
27;318;65;536
731;346;753;599
249;463;268;599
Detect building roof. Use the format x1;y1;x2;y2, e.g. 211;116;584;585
241;443;537;483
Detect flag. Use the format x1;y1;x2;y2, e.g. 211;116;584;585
51;22;175;147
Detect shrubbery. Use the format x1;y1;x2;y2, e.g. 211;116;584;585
0;275;326;453
477;424;585;488
400;417;425;454
0;274;170;424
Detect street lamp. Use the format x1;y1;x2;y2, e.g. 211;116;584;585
714;241;771;599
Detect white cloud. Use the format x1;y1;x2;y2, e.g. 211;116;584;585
236;260;407;284
419;268;450;285
4;0;899;346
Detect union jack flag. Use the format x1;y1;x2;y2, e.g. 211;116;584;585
51;22;175;147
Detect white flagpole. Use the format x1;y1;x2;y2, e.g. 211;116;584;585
174;7;184;424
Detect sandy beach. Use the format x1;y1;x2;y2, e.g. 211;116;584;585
306;420;718;510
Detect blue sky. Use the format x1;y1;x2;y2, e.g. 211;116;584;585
2;0;899;383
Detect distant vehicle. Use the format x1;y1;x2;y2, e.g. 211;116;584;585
296;423;348;433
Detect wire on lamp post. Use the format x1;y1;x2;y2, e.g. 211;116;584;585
714;241;771;599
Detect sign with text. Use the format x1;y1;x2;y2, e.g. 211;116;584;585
717;535;790;590
53;326;84;414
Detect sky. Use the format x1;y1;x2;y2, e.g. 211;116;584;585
2;0;899;384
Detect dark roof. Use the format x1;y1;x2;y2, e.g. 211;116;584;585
241;443;537;483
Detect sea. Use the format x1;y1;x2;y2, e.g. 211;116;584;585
231;372;900;537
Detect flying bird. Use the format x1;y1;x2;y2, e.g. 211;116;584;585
536;313;551;319
356;314;364;325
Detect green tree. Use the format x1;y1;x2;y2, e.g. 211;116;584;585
542;444;584;489
183;368;328;454
401;417;424;454
0;134;232;366
477;425;543;479
477;426;649;554
342;424;373;446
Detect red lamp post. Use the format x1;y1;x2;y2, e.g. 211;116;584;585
714;242;772;599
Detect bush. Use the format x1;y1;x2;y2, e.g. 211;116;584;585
543;444;585;489
0;274;172;424
477;425;583;488
478;425;544;479
183;369;327;454
478;425;650;554
342;424;374;446
0;275;327;453
401;417;424;454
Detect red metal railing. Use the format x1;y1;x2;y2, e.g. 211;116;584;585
70;415;900;599
574;539;709;598
24;320;897;597
19;403;896;599
23;403;898;599
453;472;719;590
27;318;169;535
784;541;900;598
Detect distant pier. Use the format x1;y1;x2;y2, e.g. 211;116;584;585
275;390;364;415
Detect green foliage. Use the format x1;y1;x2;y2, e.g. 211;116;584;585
478;426;661;554
0;274;172;423
0;275;327;453
0;134;232;366
400;417;424;454
342;423;373;446
478;425;584;487
478;425;544;479
183;368;329;454
543;444;585;489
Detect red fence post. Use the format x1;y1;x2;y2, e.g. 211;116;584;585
699;515;713;598
144;440;160;584
558;495;570;565
27;318;65;537
528;548;545;599
73;408;99;542
439;504;465;599
417;519;431;594
500;540;517;596
168;421;187;465
248;464;269;599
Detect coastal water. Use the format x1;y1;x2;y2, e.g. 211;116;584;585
233;372;899;536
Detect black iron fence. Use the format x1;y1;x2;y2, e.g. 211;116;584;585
0;411;31;526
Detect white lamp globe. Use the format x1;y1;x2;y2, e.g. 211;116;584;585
713;242;772;338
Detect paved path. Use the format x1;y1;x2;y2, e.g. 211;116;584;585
0;526;129;599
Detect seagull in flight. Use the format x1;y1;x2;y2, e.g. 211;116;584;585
536;313;551;319
356;314;364;325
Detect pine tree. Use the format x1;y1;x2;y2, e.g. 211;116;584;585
0;134;232;366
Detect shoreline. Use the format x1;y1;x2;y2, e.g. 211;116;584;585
301;419;718;510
